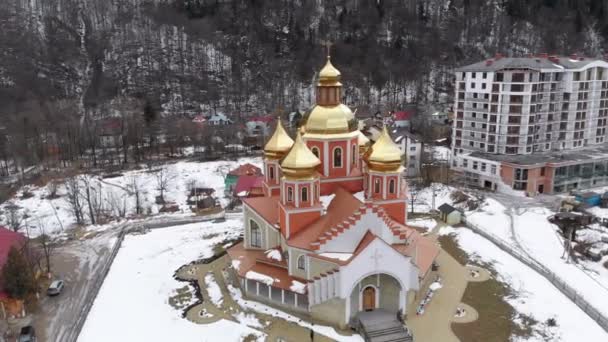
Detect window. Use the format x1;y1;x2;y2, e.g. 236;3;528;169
483;72;487;79
352;145;357;164
301;187;308;202
463;159;468;168
250;220;261;248
311;146;320;158
333;147;343;168
410;146;416;151
491;165;497;174
389;179;396;194
481;163;487;172
297;255;305;270
374;178;381;194
287;187;293;202
471;82;476;89
269;166;274;180
473;161;478;170
472;72;476;78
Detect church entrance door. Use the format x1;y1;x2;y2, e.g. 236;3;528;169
363;286;376;311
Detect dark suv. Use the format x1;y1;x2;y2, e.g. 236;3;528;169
19;326;36;342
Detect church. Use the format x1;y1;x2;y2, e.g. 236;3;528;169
227;55;439;330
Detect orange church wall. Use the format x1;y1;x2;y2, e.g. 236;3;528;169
380;201;407;225
328;140;348;178
288;210;322;237
319;178;363;195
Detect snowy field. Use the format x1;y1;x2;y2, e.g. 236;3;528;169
0;157;261;237
78;220;264;342
466;199;608;317
440;226;608;342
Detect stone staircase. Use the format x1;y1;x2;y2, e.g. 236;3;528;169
356;310;413;342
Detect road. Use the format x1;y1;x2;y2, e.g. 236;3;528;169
31;229;120;342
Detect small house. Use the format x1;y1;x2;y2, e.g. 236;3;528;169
208;113;233;126
392;110;414;128
234;175;264;198
224;163;262;195
438;203;462;225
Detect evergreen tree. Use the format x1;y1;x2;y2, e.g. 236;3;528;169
1;246;36;300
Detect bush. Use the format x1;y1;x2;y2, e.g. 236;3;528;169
546;317;557;327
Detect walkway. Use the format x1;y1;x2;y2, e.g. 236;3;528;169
405;221;472;342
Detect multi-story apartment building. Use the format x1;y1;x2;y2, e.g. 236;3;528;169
452;54;608;194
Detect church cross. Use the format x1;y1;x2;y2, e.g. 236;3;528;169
321;40;333;58
371;248;383;268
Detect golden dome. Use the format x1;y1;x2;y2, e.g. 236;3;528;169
280;133;321;179
319;57;341;85
305;104;355;134
264;120;294;159
365;126;404;172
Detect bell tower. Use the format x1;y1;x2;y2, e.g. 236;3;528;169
278;133;323;238
364;126;408;224
263;119;293;196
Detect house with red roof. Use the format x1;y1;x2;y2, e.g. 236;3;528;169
392;110;414;128
0;226;27;318
227;56;439;332
224;163;262;195
246;115;275;137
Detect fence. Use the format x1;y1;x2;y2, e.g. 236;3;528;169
462;217;608;333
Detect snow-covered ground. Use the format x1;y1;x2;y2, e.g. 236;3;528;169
466;199;608;317
78;220;264;342
440;226;608;342
0;157;261;237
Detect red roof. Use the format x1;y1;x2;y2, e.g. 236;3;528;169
234;176;264;196
243;196;280;225
0;226;26;272
248;115;274;124
393;111;414;121
228;163;262;177
288;187;363;250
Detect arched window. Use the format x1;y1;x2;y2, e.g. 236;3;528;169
301;187;308;202
297;255;306;270
311;146;320;158
269;166;275;180
352;144;357;164
287;187;293;202
250;220;261;248
333;147;343;168
389;179;396;194
374;178;381;194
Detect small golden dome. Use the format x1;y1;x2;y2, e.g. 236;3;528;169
280;133;320;179
357;130;370;146
319;56;341;85
365;126;404;172
305;104;355;134
264;120;294;159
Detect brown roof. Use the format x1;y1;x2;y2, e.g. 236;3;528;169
243;196;280;225
227;242;306;293
228;163;262;177
288;187;363;250
393;231;440;278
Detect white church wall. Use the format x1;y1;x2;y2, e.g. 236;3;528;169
318;211;398;253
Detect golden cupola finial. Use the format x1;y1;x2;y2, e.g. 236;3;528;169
264;119;294;159
280;133;321;179
365;125;404;172
319;56;341;86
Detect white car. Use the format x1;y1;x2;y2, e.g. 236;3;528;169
47;280;64;296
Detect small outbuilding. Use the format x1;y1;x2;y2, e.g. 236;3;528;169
438;203;462;225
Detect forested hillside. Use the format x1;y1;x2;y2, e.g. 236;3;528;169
0;0;606;166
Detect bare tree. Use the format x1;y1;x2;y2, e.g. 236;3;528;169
65;176;84;225
129;175;143;215
47;180;60;199
37;222;54;275
106;191;127;219
5;203;23;232
155;167;174;204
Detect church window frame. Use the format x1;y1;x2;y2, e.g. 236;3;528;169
297;255;306;270
333;147;343;168
389;179;396;194
311;146;320;158
287;186;294;202
301;186;308;202
352;144;357;165
374;178;381;194
250;220;262;248
269;166;275;180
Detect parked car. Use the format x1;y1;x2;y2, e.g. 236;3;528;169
19;326;36;342
47;280;64;296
